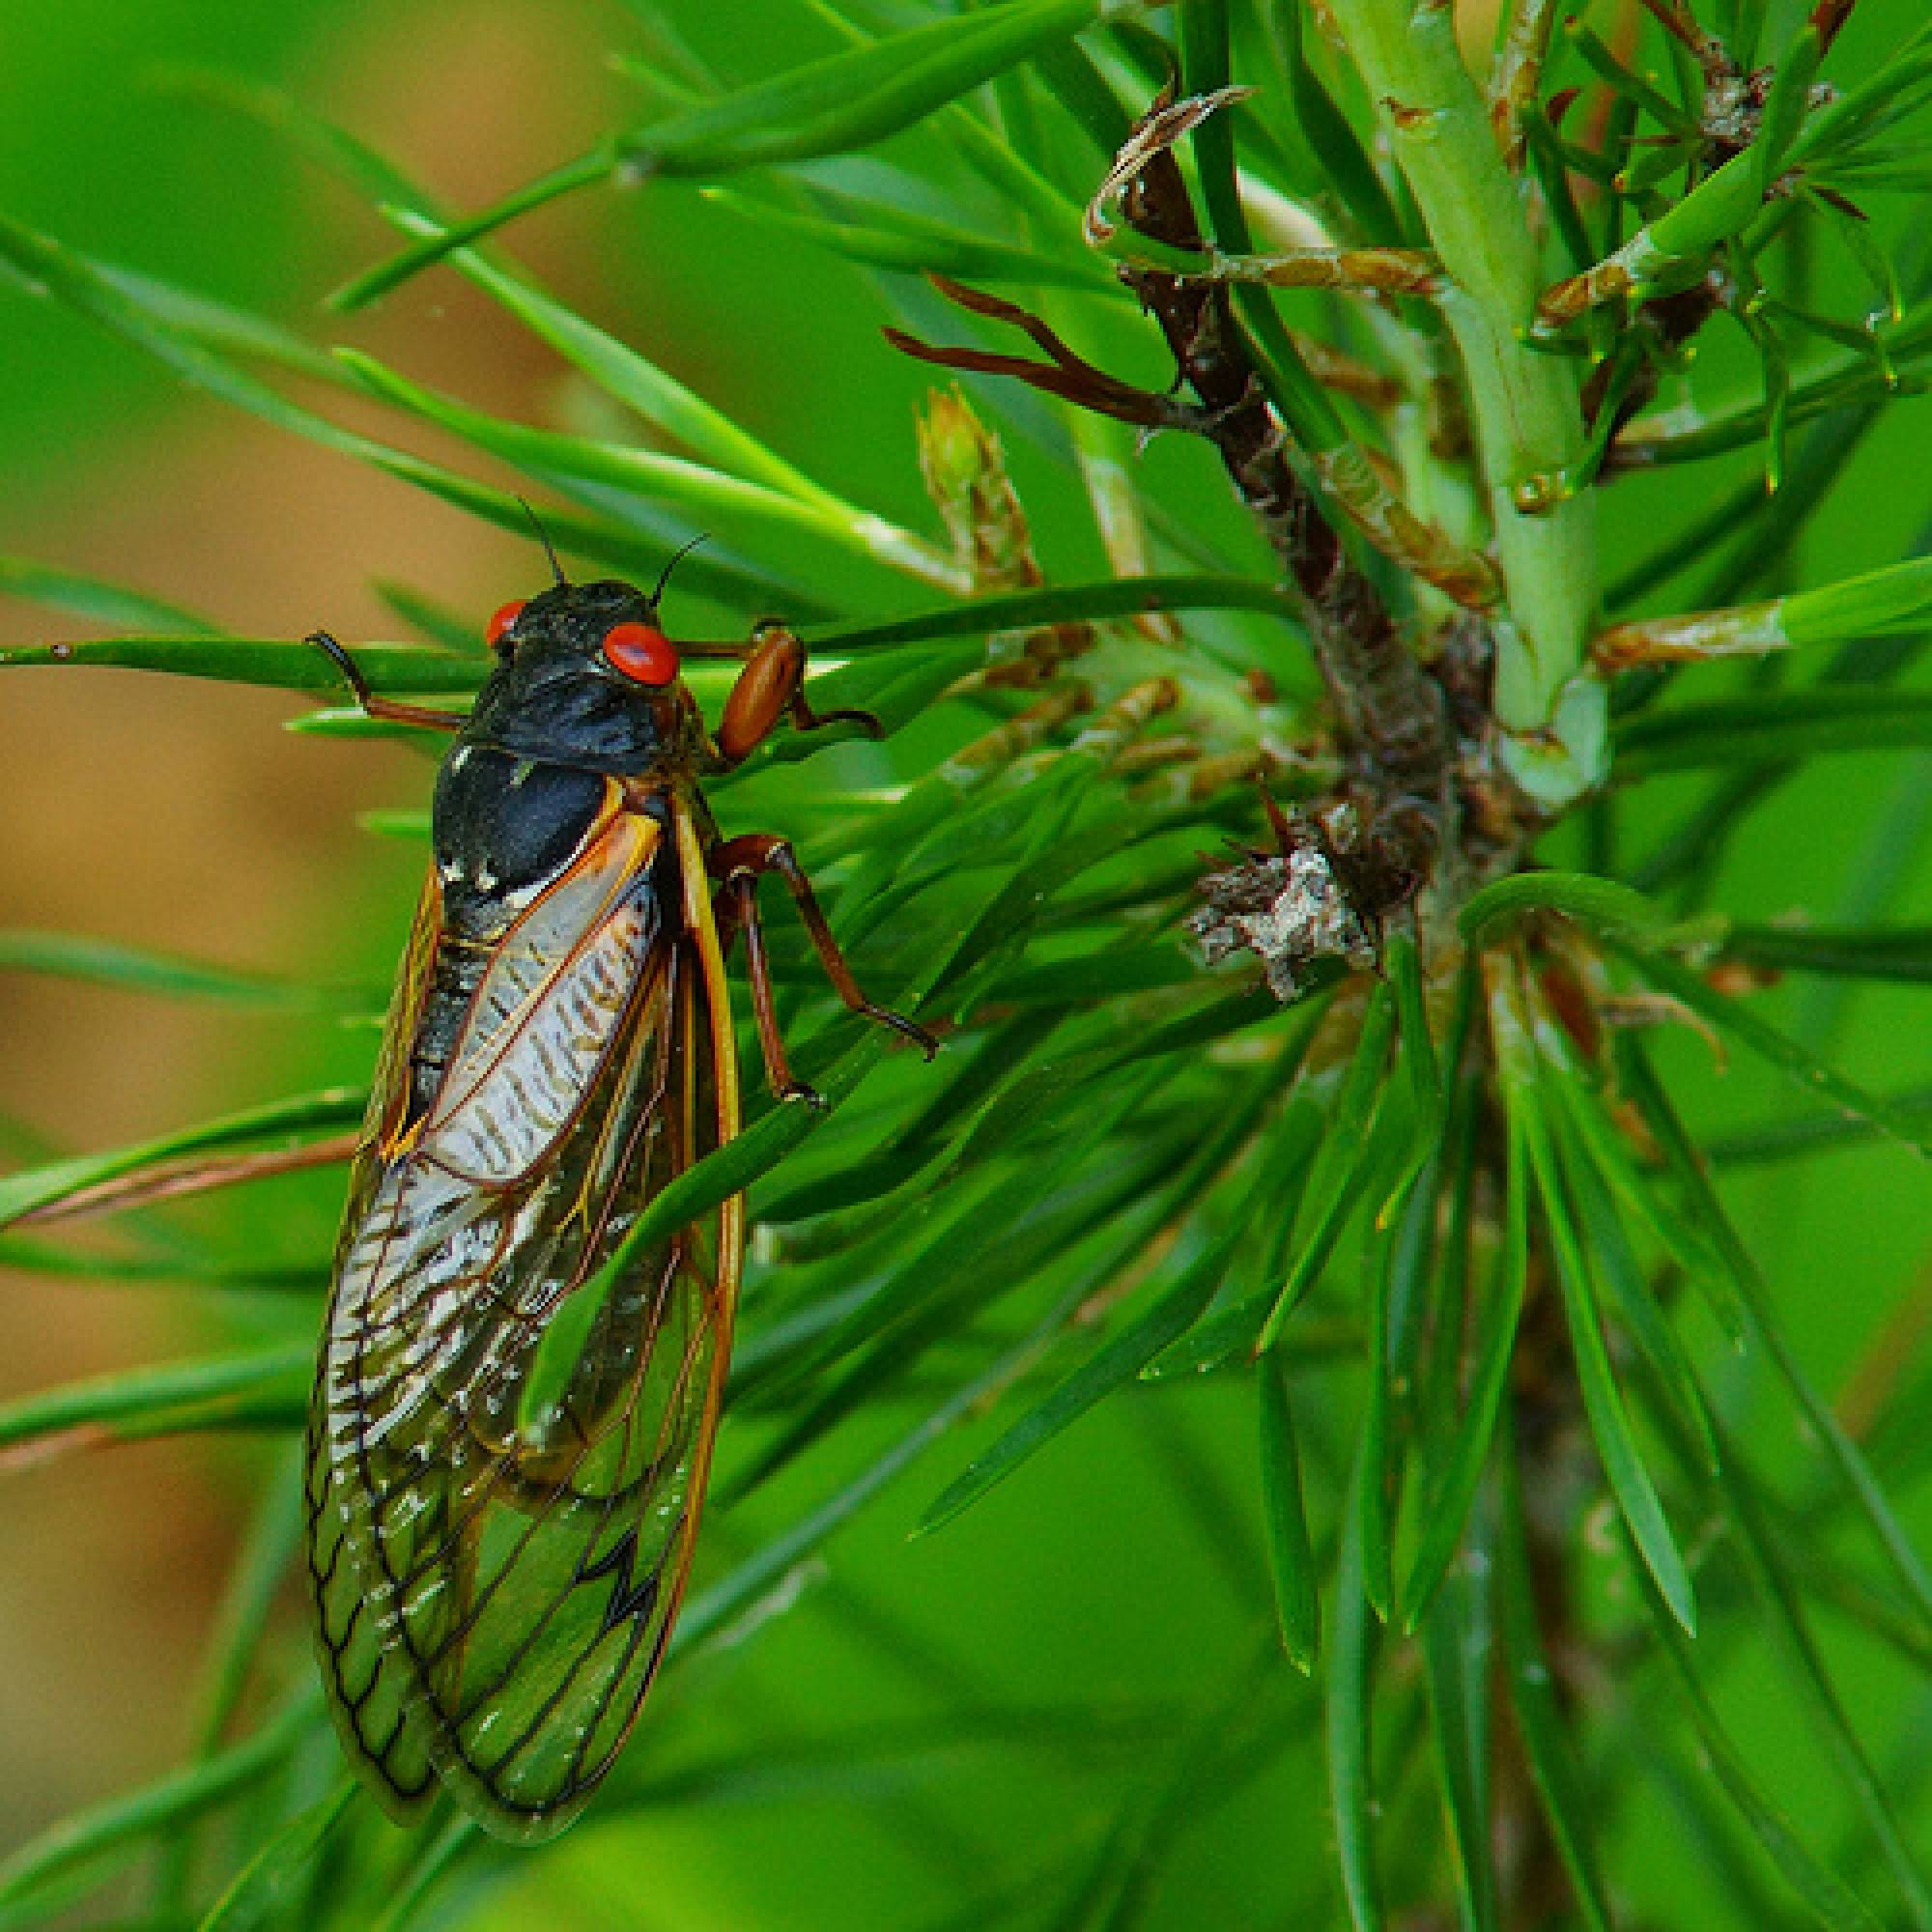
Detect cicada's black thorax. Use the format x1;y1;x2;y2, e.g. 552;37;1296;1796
460;579;697;775
412;577;690;1117
431;576;692;937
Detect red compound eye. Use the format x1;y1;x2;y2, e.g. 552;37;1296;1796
603;619;680;686
485;599;526;650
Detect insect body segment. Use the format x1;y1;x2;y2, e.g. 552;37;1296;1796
305;568;931;1840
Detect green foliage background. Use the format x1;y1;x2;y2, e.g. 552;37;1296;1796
1;1;1930;1927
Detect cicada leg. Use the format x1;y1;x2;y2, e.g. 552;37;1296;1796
712;621;880;764
699;618;937;1103
710;835;938;1108
307;629;471;731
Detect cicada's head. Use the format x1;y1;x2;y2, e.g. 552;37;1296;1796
465;568;707;773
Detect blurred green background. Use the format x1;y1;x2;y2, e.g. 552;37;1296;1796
2;1;1930;1925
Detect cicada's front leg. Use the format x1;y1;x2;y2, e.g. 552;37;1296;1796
306;629;471;731
713;621;881;762
706;622;937;1105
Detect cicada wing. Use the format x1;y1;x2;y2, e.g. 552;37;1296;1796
306;867;445;1821
306;790;743;1840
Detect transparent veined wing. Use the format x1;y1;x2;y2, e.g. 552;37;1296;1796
304;788;742;1840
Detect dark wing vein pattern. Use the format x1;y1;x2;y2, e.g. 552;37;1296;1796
305;799;732;1839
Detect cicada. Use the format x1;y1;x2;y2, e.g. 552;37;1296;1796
303;548;932;1841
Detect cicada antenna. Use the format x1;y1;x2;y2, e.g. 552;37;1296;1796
650;532;709;608
516;497;568;588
